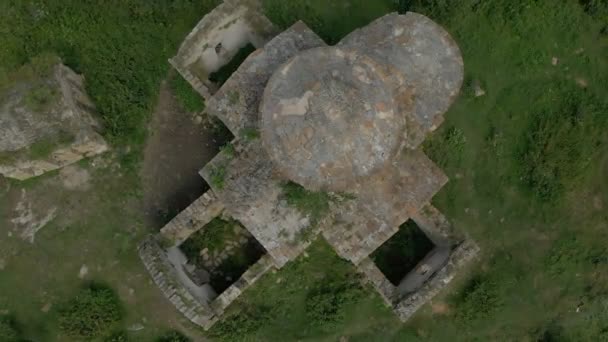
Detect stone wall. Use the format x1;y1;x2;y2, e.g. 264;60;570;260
206;21;326;135
169;0;276;100
210;254;275;314
160;190;224;246
393;238;479;321
138;236;218;330
355;206;479;322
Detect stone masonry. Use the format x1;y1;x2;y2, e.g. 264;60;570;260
140;2;479;331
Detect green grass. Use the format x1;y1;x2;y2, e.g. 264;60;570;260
169;72;205;113
207;240;383;341
0;0;607;341
0;0;220;145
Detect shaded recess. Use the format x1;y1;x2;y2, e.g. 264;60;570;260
179;217;266;294
371;220;435;285
209;44;256;86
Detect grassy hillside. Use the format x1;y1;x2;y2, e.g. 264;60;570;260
0;0;606;341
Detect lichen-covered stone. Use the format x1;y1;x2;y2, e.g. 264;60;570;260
0;63;108;180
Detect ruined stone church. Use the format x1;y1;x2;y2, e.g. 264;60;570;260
139;0;478;330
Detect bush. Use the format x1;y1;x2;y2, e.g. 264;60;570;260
518;85;607;201
155;330;190;342
209;305;273;341
58;283;124;339
453;275;502;323
0;315;19;342
305;276;364;329
104;330;129;342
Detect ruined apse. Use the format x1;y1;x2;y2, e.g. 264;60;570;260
139;0;478;331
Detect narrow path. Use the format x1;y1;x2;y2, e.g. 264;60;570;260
141;78;224;230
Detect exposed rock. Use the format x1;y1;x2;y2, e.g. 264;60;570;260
473;80;486;97
593;195;603;210
41;303;52;313
78;264;89;279
128;323;145;331
0;60;109;180
10;189;57;243
194;115;203;124
551;57;559;66
576;77;588;88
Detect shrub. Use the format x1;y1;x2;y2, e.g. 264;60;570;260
104;330;129;342
453;275;502;323
0;315;19;342
58;283;124;339
281;181;332;225
305;276;364;329
155;330;190;342
209;305;273;341
209;165;227;189
239;127;260;142
220;143;235;158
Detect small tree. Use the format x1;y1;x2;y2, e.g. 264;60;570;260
58;283;124;339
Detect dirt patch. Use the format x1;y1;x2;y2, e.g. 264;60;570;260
59;165;91;191
141;78;228;230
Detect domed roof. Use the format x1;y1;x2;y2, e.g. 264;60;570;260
260;47;405;191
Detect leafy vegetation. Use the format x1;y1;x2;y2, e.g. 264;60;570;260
180;217;265;292
57;283;123;339
208;240;378;340
180;217;242;257
305;274;364;330
281;181;333;225
370;220;435;285
169;72;205;113
209;165;227;190
239;127;260;141
0;0;607;341
154;330;191;342
0;0;220;144
104;330;129;342
0;315;20;341
220;142;235;158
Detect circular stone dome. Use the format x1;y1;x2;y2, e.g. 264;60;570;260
260;47;405;191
